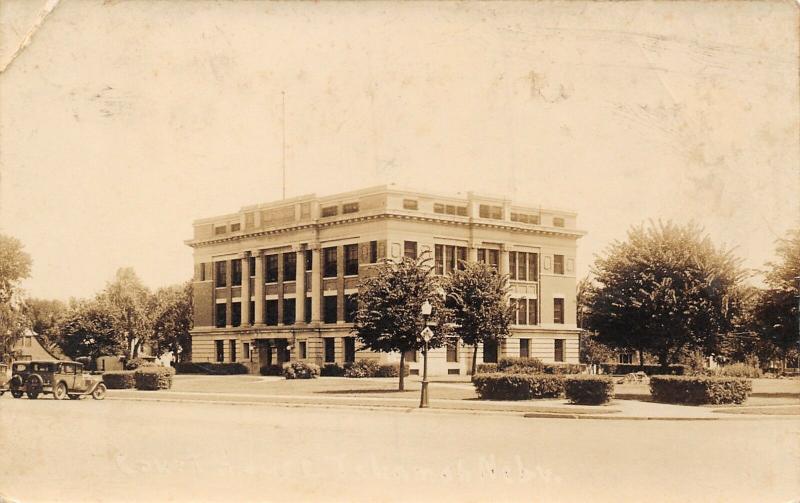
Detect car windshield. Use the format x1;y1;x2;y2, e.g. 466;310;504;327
32;363;55;372
13;364;28;372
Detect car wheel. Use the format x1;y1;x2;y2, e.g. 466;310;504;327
53;382;68;400
26;392;39;400
91;383;107;400
68;394;81;400
11;391;23;399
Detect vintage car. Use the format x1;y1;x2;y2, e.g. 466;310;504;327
0;363;8;396
6;360;107;400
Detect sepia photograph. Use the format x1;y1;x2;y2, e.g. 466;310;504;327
0;1;798;502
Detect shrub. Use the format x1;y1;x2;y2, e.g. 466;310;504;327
124;358;159;370
174;362;250;375
283;361;320;379
475;363;498;374
543;363;585;375
102;370;136;389
598;363;685;376
498;357;544;373
649;375;752;405
344;360;381;378
259;364;284;376
374;363;410;377
714;363;762;379
133;366;176;391
320;363;346;377
564;375;615;405
472;373;564;400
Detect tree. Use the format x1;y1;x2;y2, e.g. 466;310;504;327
446;261;512;375
753;229;800;369
23;298;67;345
353;255;452;391
585;221;745;367
151;281;193;362
98;268;155;359
0;234;32;360
57;299;125;360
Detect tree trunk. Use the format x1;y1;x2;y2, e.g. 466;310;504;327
398;352;405;391
471;344;479;375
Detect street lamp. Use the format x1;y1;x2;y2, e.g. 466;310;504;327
419;300;433;408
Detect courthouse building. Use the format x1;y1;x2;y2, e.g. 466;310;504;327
186;185;586;375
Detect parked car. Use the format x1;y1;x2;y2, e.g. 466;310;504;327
0;363;8;396
6;360;107;400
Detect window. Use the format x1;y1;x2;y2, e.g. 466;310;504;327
404;241;417;260
403;199;418;210
265;300;278;326
369;241;378;263
478;248;499;269
282;298;295;325
231;302;241;327
433;203;445;214
554;298;565;324
305;250;313;271
479;205;490;218
509;253;517;280
445;204;456;215
243;342;251;360
520;339;530;358
344;294;358;323
434;245;444;275
483;340;498;363
479;204;503;220
528;299;538;325
323;247;338;277
283;253;296;281
231;260;242;286
249;256;256;276
446;339;458;362
324;338;335;363
304;297;312;323
619;353;633;365
344;244;359;275
517;298;527;325
554;339;565;362
299;341;307;359
229;340;237;363
230;223;241;232
215;304;226;328
456;247;467;269
214;225;226;235
324;295;337;324
529;253;539;281
321;205;338;217
249;301;255;325
554;255;565;275
344;337;356;363
342;202;359;214
553;217;565;227
215;262;227;288
215;340;224;362
456;206;467;216
404;350;417;363
265;255;279;283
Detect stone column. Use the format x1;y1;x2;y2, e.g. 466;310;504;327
468;245;479;262
310;243;321;324
253;252;265;325
499;244;510;278
295;245;306;324
241;252;251;325
225;259;233;327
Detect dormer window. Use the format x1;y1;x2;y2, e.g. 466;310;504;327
342;202;359;214
214;225;226;235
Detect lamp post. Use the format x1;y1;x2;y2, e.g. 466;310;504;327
419;300;433;408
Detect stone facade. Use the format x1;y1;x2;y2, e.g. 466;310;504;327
186;185;586;376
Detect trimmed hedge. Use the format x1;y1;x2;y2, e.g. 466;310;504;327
344;360;380;378
260;364;284;376
321;363;346;377
649;375;752;405
174;362;250;375
283;361;320;379
374;363;410;377
564;375;615;405
472;373;564;400
599;364;686;376
476;363;498;374
713;364;762;379
133;366;176;391
103;370;136;389
495;358;584;375
124;358;159;370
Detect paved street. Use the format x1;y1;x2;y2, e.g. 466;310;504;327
1;396;798;502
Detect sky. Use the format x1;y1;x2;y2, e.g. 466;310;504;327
1;0;798;301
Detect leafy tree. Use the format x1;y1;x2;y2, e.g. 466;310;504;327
445;261;512;375
98;268;155;359
0;234;32;360
353;255;452;391
23;298;67;346
585;221;745;367
151;281;193;362
753;229;800;369
579;332;617;365
58;299;125;360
